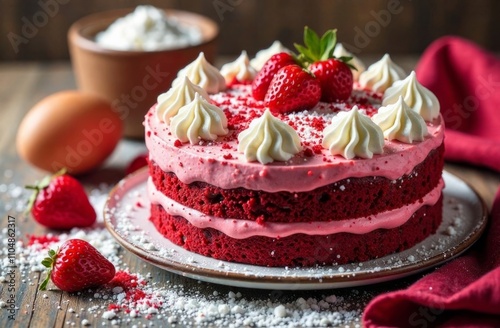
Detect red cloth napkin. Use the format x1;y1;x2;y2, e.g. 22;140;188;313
363;190;500;327
415;36;500;171
363;37;500;328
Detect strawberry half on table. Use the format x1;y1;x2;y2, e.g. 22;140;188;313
295;27;355;102
40;239;116;292
25;169;96;230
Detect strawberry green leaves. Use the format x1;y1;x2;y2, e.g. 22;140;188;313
39;248;58;291
295;27;338;64
294;27;356;70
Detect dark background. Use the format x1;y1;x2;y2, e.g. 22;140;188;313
1;0;499;61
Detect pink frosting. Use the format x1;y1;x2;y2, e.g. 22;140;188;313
148;177;444;239
145;85;444;192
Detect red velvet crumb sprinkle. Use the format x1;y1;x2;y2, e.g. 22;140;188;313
27;234;59;247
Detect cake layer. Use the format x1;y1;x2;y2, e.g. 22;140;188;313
150;195;443;267
148;177;444;238
144;85;445;193
148;143;443;223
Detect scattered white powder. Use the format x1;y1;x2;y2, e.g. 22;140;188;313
0;168;474;327
446;226;457;236
274;304;287;318
102;310;117;320
142;242;157;251
0;217;365;327
325;295;337;304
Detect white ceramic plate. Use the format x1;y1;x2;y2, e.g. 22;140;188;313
104;170;488;290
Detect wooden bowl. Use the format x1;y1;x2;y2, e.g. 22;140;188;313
68;9;219;138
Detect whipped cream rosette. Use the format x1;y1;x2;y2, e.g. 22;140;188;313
220;50;257;84
157;76;210;124
172;52;226;94
383;71;440;121
373;95;429;143
322;106;384;159
238;109;302;164
170;93;228;144
359;54;406;93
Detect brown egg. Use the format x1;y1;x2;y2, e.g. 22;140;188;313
17;91;123;175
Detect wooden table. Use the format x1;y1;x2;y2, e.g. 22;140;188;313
1;62;499;328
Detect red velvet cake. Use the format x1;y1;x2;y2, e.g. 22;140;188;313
145;30;445;267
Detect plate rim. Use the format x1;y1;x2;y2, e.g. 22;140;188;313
104;169;489;289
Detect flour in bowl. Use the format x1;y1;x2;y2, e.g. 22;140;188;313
95;5;203;51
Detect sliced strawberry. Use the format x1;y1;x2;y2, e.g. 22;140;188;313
26;169;96;230
252;52;297;101
310;59;353;102
40;239;116;292
264;65;321;114
294;27;355;102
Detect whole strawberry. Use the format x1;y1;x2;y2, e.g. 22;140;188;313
252;52;297;100
26;169;96;230
295;27;354;102
309;59;353;102
40;239;116;292
264;65;321;114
